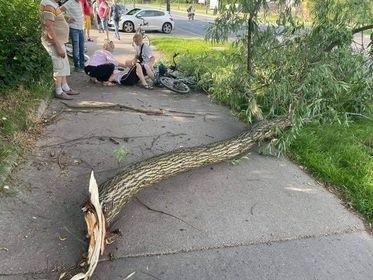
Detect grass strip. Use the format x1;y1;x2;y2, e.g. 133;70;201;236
0;81;52;188
289;120;373;222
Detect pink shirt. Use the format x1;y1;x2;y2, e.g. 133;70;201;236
87;49;118;67
98;0;109;19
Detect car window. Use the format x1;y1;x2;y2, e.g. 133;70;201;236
138;10;155;17
153;11;164;17
126;8;141;15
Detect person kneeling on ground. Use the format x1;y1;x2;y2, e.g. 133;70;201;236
84;40;152;88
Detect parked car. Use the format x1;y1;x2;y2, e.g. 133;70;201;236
109;8;174;34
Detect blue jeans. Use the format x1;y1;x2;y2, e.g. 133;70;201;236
69;28;85;69
114;19;120;39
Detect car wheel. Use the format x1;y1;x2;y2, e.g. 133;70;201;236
123;21;134;33
162;23;172;34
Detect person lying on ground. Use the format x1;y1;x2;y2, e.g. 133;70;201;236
113;64;153;89
130;33;155;81
84;40;152;88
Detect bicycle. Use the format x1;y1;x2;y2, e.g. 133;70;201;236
154;53;195;94
65;43;90;63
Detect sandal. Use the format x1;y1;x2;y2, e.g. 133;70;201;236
141;84;153;90
103;81;116;87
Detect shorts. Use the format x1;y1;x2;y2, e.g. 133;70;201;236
83;15;91;30
85;63;115;81
101;18;108;29
42;41;70;77
120;66;139;85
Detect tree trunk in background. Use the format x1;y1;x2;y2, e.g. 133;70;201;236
247;15;253;74
166;0;170;12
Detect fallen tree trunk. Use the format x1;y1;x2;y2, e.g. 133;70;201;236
99;116;291;224
70;116;291;279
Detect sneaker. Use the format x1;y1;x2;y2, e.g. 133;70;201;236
55;92;73;100
64;89;80;95
87;38;93;42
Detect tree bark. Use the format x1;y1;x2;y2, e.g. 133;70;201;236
98;116;291;225
70;117;291;279
325;24;373;51
247;16;253;74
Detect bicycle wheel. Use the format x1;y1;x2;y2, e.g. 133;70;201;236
160;76;190;94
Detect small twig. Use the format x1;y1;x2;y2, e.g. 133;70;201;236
109;137;120;145
135;197;204;233
250;202;258;216
57;147;65;169
44;108;65;124
61;101;164;115
150;135;161;150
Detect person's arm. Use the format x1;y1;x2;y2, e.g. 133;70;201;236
143;45;155;65
43;19;66;58
103;3;110;17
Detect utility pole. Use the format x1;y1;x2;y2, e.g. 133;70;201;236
166;0;170;12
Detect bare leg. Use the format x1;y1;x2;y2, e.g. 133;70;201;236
105;27;109;40
135;63;148;86
54;76;63;89
143;64;154;80
87;28;91;40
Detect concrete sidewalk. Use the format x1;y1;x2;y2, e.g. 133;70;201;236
0;30;372;280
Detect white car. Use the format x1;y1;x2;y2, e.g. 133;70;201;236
109;8;175;34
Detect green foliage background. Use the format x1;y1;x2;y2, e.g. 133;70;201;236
0;0;51;92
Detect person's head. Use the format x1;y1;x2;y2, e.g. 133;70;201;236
103;40;115;52
133;34;143;46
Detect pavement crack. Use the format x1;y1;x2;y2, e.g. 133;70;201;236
135;196;205;233
98;228;367;263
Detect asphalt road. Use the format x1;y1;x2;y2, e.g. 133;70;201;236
170;10;214;37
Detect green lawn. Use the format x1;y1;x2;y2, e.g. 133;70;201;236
289;120;373;222
152;37;373;224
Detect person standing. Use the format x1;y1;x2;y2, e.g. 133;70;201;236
40;0;79;100
81;0;93;41
63;0;85;72
111;0;123;40
93;0;103;33
98;0;110;40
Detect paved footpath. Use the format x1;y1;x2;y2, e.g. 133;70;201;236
0;30;372;280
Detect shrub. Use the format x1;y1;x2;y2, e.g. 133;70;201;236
0;0;51;92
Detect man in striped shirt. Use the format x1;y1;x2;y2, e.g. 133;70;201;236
40;0;79;100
